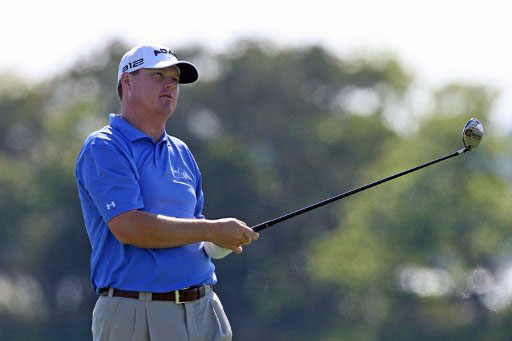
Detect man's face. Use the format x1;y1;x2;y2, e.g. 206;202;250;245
125;66;181;118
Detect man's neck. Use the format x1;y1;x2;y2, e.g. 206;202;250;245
120;107;166;142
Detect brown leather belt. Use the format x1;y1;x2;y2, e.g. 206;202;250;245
100;285;210;304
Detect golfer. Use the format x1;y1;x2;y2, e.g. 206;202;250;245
76;44;259;340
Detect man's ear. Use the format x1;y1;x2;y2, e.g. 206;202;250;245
121;72;131;88
120;72;134;99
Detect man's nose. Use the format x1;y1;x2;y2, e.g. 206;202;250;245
164;78;178;88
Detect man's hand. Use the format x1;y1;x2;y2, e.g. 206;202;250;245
208;218;259;254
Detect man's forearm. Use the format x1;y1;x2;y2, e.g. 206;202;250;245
107;210;258;251
108;210;214;249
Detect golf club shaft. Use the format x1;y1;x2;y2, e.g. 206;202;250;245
251;148;468;232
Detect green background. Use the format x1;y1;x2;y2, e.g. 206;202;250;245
1;39;511;340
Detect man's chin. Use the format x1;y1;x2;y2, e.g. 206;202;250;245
158;101;176;115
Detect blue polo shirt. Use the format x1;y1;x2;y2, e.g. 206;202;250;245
76;114;216;293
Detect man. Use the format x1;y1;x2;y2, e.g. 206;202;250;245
76;44;259;340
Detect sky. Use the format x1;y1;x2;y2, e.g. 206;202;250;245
2;0;511;132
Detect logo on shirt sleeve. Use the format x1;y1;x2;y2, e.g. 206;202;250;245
106;201;116;210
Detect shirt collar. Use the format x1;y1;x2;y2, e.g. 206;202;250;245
109;114;169;143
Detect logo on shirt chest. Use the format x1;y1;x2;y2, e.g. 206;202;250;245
172;168;192;181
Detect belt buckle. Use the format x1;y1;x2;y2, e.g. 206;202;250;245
175;290;184;304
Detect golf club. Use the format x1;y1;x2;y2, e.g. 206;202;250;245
250;118;484;232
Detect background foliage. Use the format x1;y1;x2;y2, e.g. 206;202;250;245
0;39;511;340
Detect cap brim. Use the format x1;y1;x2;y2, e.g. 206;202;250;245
152;60;198;84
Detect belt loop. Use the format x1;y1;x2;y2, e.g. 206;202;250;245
108;288;114;297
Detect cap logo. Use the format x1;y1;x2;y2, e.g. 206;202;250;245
122;58;144;73
154;48;177;58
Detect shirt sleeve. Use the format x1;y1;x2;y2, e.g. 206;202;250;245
77;143;144;223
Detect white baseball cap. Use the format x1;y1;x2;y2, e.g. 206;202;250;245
117;44;198;84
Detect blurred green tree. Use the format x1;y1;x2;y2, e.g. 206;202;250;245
309;87;512;339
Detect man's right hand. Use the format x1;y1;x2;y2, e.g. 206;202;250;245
208;218;259;254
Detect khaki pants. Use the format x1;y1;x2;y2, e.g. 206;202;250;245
92;290;232;341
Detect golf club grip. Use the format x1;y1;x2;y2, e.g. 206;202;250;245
250;148;467;233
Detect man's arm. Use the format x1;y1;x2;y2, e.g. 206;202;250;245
108;210;259;253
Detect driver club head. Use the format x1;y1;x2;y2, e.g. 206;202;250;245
462;118;484;151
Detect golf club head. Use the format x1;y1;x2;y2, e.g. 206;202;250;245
462;118;483;151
